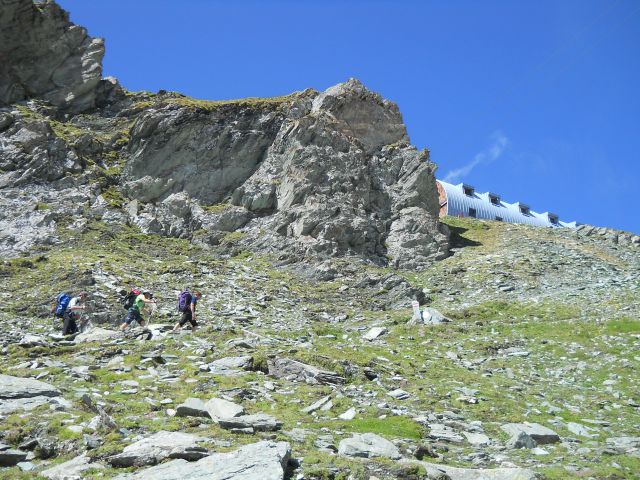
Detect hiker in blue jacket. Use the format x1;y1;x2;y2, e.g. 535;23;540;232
62;292;88;335
173;291;202;333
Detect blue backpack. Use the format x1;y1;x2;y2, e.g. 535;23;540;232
55;293;72;318
178;291;192;312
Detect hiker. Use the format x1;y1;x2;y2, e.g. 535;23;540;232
173;291;202;332
62;292;89;335
120;291;155;331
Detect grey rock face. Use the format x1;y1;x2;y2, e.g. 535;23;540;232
123;79;448;268
0;0;104;112
113;440;291;480
501;423;560;445
338;432;401;459
0;112;83;188
108;431;206;467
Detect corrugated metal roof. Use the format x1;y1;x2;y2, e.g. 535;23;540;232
437;180;576;228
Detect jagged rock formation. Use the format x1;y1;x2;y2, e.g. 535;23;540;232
0;0;104;112
0;0;449;268
124;80;448;267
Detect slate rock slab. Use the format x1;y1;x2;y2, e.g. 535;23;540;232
0;448;28;467
338;433;401;459
75;327;121;343
205;398;244;419
109;431;205;467
209;356;253;370
218;413;282;432
113;441;291;480
605;436;640;452
406;459;536;480
501;423;560;445
0;374;61;399
175;398;210;418
41;454;104;479
362;327;388;341
268;358;345;385
0;374;62;414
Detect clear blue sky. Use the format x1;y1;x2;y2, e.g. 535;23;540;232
58;0;640;233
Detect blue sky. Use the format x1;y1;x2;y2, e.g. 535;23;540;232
58;0;640;233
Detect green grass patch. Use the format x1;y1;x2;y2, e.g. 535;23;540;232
605;317;640;334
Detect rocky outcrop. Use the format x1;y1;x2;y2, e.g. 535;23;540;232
0;0;104;112
123;79;448;268
0;109;83;187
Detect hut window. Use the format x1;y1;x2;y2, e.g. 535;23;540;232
548;214;559;224
463;185;474;196
495;216;503;221
519;204;530;215
469;208;477;218
489;194;500;205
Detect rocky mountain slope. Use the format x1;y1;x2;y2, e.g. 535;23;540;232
1;1;639;480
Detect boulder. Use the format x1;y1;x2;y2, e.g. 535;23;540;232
301;395;332;414
0;374;60;399
0;374;61;414
605;436;640;453
108;431;206;467
0;448;28;467
18;334;48;347
404;459;536;480
207;356;254;375
338;433;401;459
408;307;450;326
41;454;104;479
75;327;121;344
217;413;283;433
205;398;244;420
362;327;388;341
267;358;345;385
501;423;560;445
175;398;210;418
113;441;291;480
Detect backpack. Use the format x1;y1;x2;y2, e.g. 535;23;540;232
122;288;141;310
54;293;72;318
178;291;192;312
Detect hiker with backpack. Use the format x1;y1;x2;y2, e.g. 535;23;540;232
58;292;88;335
172;290;202;333
119;291;155;331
